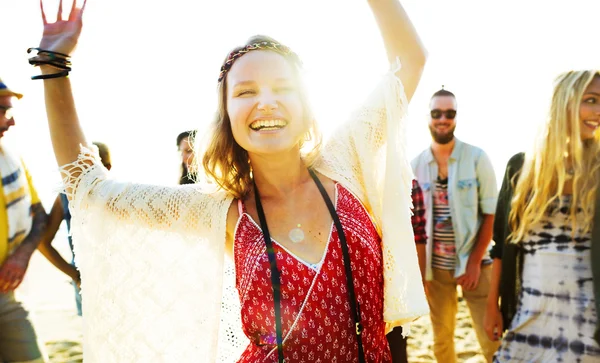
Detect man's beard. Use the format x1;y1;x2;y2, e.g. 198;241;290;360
428;124;455;145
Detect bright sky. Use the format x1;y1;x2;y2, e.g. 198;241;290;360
0;0;599;207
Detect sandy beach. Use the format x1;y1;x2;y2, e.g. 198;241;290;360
20;236;485;363
407;302;486;363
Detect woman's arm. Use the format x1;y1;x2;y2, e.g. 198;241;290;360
484;154;525;341
42;75;87;167
34;2;226;239
36;1;88;167
484;164;510;339
317;3;428;325
318;0;427;176
37;195;80;284
484;258;503;341
368;0;427;101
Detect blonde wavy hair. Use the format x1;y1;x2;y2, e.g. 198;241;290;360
201;35;322;199
509;70;600;242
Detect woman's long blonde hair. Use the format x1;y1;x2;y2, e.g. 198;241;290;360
509;70;600;242
200;35;322;199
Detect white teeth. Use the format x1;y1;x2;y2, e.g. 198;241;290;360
250;119;287;130
584;120;599;128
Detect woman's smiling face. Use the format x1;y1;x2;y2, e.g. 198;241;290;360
226;50;307;156
579;76;600;141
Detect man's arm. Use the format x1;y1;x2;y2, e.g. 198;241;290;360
457;150;498;291
457;215;495;291
416;244;426;284
468;214;495;264
37;195;80;284
0;202;48;292
470;150;499;264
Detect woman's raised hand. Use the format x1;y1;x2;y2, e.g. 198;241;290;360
38;0;87;56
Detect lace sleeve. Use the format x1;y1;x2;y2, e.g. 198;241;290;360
316;61;409;230
59;146;235;362
315;62;428;332
59;146;230;236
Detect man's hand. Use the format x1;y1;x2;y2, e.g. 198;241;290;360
456;259;481;291
73;270;81;289
0;203;47;293
0;252;30;292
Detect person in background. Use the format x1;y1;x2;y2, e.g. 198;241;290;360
177;130;197;185
485;70;600;362
411;88;500;362
0;77;48;363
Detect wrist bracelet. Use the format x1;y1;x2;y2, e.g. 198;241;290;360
27;47;71;59
31;70;70;80
27;48;72;80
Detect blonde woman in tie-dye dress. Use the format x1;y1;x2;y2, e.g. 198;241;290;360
485;70;600;362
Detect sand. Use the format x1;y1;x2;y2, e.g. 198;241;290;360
20;243;486;363
407;298;486;363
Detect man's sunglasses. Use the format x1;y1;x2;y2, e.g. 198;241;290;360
0;106;14;120
430;109;457;120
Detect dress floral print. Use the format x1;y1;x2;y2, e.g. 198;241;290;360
234;184;391;362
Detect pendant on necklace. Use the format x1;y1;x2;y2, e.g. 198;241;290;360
289;224;305;243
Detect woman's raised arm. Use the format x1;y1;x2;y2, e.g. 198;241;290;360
36;0;88;167
368;0;427;101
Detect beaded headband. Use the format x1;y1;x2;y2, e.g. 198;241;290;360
217;41;301;82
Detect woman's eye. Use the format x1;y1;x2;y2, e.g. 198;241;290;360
237;90;255;96
584;97;597;104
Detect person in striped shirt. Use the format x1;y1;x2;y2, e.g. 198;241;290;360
0;78;48;363
411;88;499;363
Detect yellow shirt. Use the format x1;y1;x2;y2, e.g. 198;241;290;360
0;162;40;265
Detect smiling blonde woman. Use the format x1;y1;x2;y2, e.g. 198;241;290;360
485;70;600;362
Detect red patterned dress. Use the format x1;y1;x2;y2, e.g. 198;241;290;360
234;183;392;362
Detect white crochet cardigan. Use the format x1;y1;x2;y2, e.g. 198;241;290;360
61;64;428;362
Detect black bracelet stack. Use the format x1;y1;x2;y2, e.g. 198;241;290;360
27;48;72;80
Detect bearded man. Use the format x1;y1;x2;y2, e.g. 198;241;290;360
411;89;500;363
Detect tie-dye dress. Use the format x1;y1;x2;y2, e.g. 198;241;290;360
233;183;392;362
495;196;600;362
